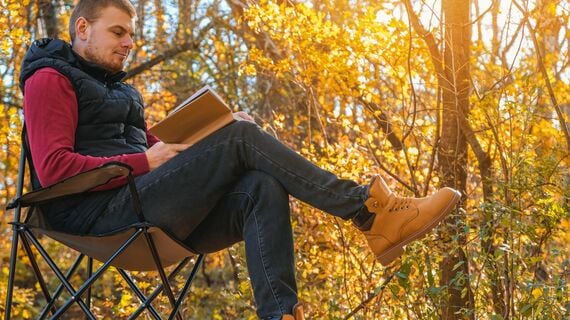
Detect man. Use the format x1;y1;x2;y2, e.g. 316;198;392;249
20;0;460;319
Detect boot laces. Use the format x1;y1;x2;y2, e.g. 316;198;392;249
388;198;412;212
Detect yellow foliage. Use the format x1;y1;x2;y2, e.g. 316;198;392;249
0;0;568;318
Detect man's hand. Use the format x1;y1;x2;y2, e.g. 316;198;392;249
233;111;256;124
145;141;189;171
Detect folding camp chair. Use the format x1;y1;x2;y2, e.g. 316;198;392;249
4;128;205;319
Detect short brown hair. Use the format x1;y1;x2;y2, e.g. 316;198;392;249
69;0;136;42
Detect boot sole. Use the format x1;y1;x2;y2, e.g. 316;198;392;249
376;190;461;266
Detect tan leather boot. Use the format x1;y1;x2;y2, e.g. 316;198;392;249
282;303;305;320
362;175;461;265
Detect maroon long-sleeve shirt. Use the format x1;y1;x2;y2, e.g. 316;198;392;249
23;67;161;190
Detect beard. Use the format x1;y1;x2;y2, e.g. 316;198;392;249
84;42;124;73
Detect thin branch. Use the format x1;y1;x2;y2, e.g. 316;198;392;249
125;42;199;80
342;271;396;320
125;22;213;80
403;0;444;78
368;141;415;193
470;0;496;26
402;5;418;142
513;0;570;152
360;99;404;151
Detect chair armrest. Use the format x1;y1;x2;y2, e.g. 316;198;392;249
7;162;133;209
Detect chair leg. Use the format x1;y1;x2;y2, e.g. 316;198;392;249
143;231;183;320
20;231;58;316
128;258;191;320
49;228;144;318
24;229;97;320
86;257;93;311
5;145;27;320
38;254;86;320
168;254;205;320
4;224;21;320
117;269;162;320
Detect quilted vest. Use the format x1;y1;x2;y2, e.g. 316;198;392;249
20;38;148;158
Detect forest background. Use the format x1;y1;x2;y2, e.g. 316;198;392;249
0;0;568;319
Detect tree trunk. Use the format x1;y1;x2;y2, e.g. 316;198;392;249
37;0;58;38
438;0;474;318
176;0;192;41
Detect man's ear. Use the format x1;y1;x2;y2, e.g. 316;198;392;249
75;17;90;41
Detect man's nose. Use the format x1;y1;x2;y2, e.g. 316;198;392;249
122;35;134;49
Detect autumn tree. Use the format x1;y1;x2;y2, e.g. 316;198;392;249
1;0;568;319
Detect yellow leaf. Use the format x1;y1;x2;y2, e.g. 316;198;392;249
531;287;542;300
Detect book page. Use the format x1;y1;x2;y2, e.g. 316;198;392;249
168;85;212;117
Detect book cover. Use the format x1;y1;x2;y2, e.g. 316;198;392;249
149;85;235;145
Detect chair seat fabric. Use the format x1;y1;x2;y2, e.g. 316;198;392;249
28;211;195;271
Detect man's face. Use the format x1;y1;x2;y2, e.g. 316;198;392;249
81;6;135;73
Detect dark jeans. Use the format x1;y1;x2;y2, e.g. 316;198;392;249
49;120;369;319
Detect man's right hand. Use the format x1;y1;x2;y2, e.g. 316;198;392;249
145;142;190;171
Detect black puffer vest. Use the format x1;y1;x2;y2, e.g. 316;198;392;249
20;38;148;158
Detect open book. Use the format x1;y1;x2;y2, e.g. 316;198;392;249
149;85;235;145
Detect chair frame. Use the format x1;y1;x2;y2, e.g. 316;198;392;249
5;139;205;319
